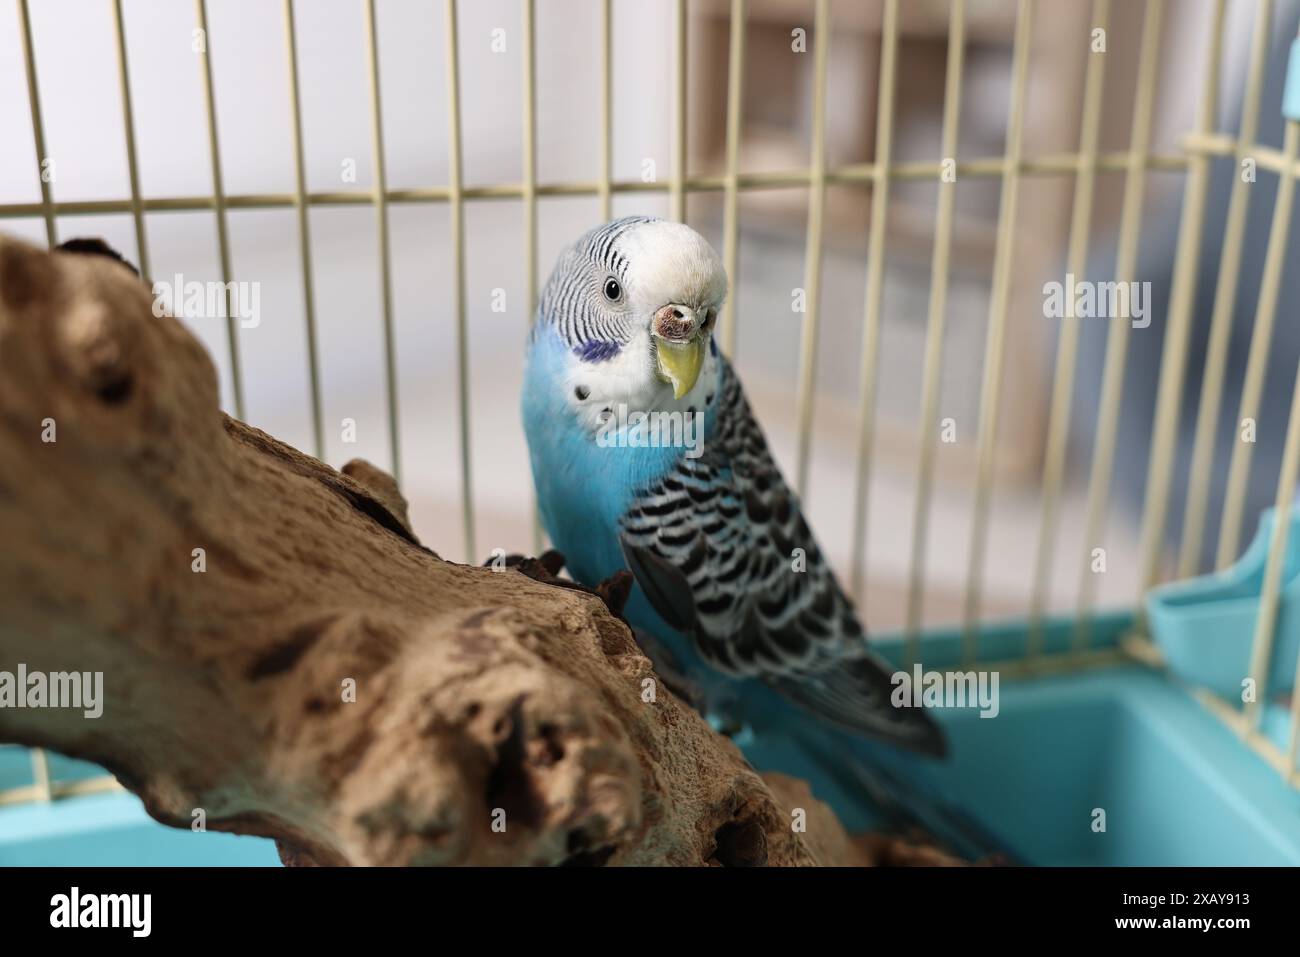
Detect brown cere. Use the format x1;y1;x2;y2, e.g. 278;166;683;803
652;304;696;341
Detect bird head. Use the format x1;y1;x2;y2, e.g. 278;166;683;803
535;217;728;429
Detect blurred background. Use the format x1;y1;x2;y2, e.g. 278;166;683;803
1;0;1297;636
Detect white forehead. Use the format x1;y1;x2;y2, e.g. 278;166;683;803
616;221;727;307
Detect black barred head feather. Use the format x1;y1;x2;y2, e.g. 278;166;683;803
536;216;654;358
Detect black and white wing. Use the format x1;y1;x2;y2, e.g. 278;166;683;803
619;358;945;755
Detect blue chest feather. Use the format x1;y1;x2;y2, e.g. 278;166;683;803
522;327;716;649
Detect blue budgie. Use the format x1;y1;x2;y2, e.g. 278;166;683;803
522;216;945;756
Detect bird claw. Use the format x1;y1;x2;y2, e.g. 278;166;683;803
483;549;633;624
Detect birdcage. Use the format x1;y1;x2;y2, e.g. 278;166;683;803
1;0;1299;866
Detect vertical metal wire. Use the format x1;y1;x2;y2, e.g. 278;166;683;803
1027;0;1111;655
109;0;150;277
1133;0;1222;598
445;0;476;563
17;0;55;249
523;0;541;556
28;748;51;803
903;0;965;664
960;0;1034;660
522;0;537;316
599;0;612;221
1247;353;1300;732
849;0;900;597
17;0;54;803
1073;0;1164;648
1217;120;1300;570
282;0;325;460
719;0;746;358
194;0;245;421
793;0;832;501
1291;623;1300;778
363;0;402;483
1172;0;1268;580
671;0;687;223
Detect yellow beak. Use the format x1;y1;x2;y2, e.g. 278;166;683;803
655;335;706;399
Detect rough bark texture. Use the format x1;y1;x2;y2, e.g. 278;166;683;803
0;235;953;867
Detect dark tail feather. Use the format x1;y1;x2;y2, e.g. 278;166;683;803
795;732;1015;864
769;653;947;757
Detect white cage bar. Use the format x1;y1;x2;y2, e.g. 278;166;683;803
3;0;1300;809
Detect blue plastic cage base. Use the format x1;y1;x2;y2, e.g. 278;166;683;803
1;611;1297;866
744;610;1300;866
0;791;281;866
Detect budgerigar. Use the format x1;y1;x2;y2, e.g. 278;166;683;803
522;217;944;755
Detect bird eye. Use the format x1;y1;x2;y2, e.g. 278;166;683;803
603;277;622;302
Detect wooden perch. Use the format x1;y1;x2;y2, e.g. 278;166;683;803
0;235;952;866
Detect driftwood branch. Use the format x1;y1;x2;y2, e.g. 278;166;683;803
0;235;950;866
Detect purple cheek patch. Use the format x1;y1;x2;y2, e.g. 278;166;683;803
575;340;621;362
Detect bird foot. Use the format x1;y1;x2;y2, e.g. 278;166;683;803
482;549;633;624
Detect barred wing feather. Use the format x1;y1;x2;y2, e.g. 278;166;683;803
619;359;945;755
